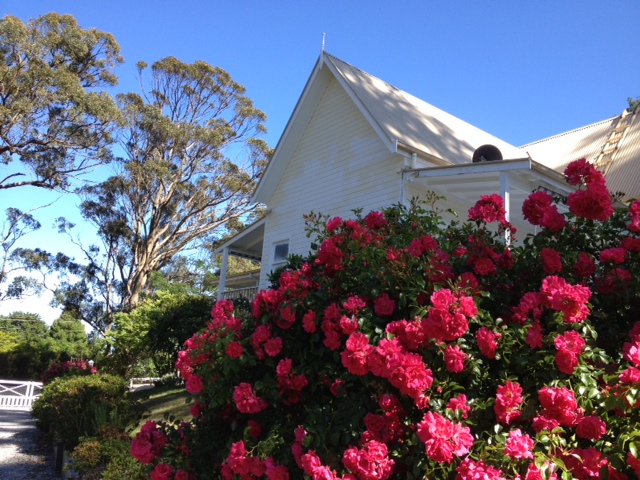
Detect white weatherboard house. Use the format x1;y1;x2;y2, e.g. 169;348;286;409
214;52;640;300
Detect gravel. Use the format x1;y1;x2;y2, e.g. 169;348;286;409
0;410;59;479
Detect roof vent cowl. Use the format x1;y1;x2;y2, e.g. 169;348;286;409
472;144;503;163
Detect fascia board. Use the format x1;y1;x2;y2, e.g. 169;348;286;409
252;56;332;205
213;217;266;257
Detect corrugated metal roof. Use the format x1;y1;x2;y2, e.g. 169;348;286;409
325;53;522;165
520;110;640;201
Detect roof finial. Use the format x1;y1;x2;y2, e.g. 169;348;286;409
319;33;326;69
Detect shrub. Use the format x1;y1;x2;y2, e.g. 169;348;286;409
72;431;147;480
131;159;640;478
108;291;212;377
32;374;138;448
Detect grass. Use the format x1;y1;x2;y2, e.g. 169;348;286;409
128;384;192;434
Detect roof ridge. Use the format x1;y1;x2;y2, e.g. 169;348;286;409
520;116;617;149
323;51;402;93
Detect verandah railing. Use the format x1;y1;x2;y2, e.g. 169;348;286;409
0;380;43;411
221;286;258;302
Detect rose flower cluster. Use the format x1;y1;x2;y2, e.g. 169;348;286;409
131;159;640;479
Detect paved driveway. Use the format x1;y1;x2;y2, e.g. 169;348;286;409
0;410;58;479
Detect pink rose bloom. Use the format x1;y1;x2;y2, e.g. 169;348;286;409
504;429;534;459
623;339;640;366
326;216;343;231
342;440;395;480
538;386;580;427
226;341;243;359
185;374;204;395
554;331;586;375
540;206;567;232
341;332;373;376
468;194;507;224
600;247;626;264
264;337;283;357
522;191;553;225
619;366;640;384
456;458;507;480
526;320;544;349
525;462;558;480
417;411;473;464
150;464;174;480
447;393;471;419
563;447;608;479
476;327;501;359
564;158;605;186
374;293;396;317
576;415;607;441
174;470;190;480
474;257;496;276
574;252;595;278
363;210;387;229
541;248;563;274
233;383;268;414
567;182;613;221
555;349;579;375
540;276;591;324
339;315;359;335
130;435;155;464
495;381;523;425
443;345;467;373
302;310;317;333
532;415;560;433
386;318;425;351
343;295;367;314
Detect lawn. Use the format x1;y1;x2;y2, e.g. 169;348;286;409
129;384;192;434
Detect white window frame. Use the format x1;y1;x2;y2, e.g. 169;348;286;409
272;240;290;269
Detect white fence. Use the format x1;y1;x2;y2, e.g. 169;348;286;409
0;380;43;411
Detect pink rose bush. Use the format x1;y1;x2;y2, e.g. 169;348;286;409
41;358;98;384
131;159;640;478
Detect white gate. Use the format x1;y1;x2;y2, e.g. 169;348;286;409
0;380;43;411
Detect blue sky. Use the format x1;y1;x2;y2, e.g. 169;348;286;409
1;0;639;322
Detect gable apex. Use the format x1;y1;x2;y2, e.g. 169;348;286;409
252;52;521;205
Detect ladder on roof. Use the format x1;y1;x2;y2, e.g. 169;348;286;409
594;108;638;175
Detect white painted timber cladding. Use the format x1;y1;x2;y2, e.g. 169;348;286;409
259;77;403;289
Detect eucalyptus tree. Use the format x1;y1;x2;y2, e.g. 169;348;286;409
0;13;122;301
55;57;270;333
0;13;123;190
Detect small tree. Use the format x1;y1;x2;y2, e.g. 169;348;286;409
0;311;55;379
109;291;211;376
49;311;90;359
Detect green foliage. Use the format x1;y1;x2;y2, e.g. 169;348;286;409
0;311;56;379
108;291;212;376
31;374;138;448
0;13;123;190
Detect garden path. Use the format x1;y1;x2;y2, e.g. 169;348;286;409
0;410;58;479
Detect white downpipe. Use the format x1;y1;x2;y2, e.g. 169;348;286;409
399;153;418;206
217;247;230;301
500;171;511;245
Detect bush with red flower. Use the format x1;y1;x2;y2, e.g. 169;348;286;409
41;358;98;385
131;159;640;479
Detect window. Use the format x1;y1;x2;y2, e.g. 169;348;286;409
272;241;289;267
